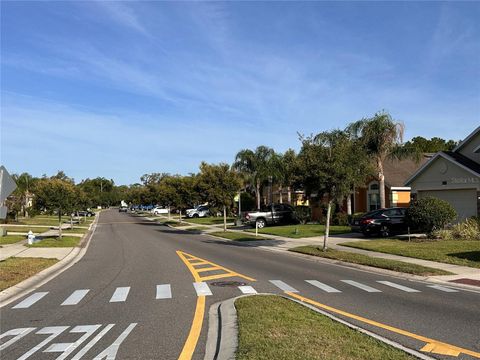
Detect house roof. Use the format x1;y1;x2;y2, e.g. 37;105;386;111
453;126;480;152
443;151;480;175
382;156;430;187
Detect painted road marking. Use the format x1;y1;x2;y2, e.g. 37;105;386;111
92;323;137;360
61;289;90;306
193;282;212;296
44;324;101;360
110;287;131;302
71;324;115;360
18;326;69;360
239;286;257;294
305;280;341;293
269;280;299;293
377;281;420;293
341;280;381;293
427;285;459;293
0;328;36;351
156;284;172;299
12;292;49;309
287;292;480;359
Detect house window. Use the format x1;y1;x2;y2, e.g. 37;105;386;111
367;181;380;211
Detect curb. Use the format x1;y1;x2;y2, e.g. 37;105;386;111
204;294;436;360
0;214;100;308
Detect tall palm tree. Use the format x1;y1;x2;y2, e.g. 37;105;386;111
348;111;405;209
233;146;276;209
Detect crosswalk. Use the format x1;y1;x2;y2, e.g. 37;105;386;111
11;279;461;310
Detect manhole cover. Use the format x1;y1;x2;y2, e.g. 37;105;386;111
211;281;247;287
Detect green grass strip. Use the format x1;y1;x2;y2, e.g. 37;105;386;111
210;231;269;242
246;224;351;238
0;235;26;245
236;295;416;360
26;236;81;248
290;246;452;276
341;239;480;269
0;257;58;291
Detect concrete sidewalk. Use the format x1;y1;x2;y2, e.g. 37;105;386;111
0;239;75;261
151;214;480;284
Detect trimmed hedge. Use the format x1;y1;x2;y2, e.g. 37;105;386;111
406;197;456;236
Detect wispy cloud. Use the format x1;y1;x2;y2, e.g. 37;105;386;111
93;1;150;37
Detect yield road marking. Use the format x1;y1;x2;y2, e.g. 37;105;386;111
238;286;257;294
62;289;90;306
269;280;299;293
341;280;381;293
193;282;212;296
305;280;341;293
377;281;420;293
110;287;130;302
156;284;172;299
427;285;459;293
287;292;480;358
13;292;48;309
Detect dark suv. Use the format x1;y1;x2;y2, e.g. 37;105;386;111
352;207;408;237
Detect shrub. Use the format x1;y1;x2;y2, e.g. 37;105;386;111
333;212;349;226
406;197;456;237
295;206;311;224
450;218;480;240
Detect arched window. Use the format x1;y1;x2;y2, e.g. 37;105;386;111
370;183;379;191
367;181;380;211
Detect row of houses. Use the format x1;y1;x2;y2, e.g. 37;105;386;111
272;126;480;222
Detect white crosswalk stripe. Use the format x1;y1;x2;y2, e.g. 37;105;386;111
110;287;130;302
269;280;299;293
377;281;420;293
341;280;381;293
305;280;341;293
193;282;212;296
62;290;90;306
238;286;257;294
156;284;172;299
427;285;459;293
12;292;49;309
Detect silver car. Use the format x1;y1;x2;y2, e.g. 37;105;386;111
185;205;210;218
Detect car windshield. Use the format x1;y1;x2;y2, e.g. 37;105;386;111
362;210;382;218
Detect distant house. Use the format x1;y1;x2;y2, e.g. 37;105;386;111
351;156;431;214
405;126;480;221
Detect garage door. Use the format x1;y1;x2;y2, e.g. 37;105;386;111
418;189;477;221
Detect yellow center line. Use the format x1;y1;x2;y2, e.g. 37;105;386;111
287;292;480;359
177;296;206;360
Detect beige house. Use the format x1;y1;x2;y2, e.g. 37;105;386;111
405;126;480;221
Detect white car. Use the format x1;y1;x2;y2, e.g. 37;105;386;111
152;207;169;215
185;205;210;218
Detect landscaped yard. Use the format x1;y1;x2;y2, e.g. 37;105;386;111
2;226;51;234
26;236;81;248
341;239;480;268
290;246;451;276
210;231;269;242
246;224;351;238
236;295;416;360
0;235;26;245
0;257;58;291
184;216;235;225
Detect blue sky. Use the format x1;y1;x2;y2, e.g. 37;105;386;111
2;1;479;185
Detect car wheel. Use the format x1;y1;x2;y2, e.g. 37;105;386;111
380;225;390;237
362;231;371;238
256;218;266;229
193;214;199;218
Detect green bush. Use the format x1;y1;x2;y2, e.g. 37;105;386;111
295;206;311;224
333;212;349;226
451;218;480;240
406;197;456;236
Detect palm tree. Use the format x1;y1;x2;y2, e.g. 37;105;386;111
347;111;405;209
233;146;276;209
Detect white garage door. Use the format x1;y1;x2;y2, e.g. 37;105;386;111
418;189;477;221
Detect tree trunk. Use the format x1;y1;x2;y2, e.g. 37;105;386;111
287;186;292;204
58;208;62;239
256;179;261;209
223;205;227;232
347;194;352;216
279;184;283;204
323;201;332;251
378;159;386;209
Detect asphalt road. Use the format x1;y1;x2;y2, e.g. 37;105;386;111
1;210;479;360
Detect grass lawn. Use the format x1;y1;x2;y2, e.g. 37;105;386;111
185;226;209;232
0;235;25;245
0;257;58;291
14;215;94;227
26;236;81;248
2;226;52;234
290;246;452;276
62;228;89;234
236;295;415;360
246;224;351;238
341;239;480;269
210;231;269;242
184;216;235;225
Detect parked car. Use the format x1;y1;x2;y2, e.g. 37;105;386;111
351;207;409;237
73;210;95;217
185;205;210;218
119;206;128;213
152;206;169;215
244;204;297;228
